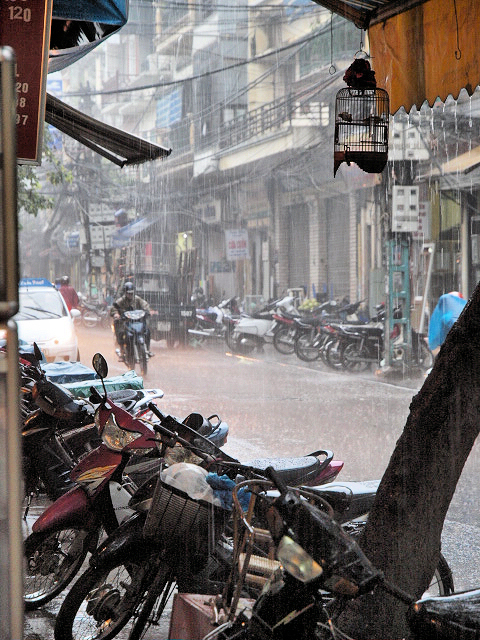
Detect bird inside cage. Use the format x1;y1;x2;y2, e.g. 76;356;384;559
334;60;389;176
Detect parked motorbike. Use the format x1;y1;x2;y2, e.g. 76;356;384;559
78;295;110;329
23;354;224;611
339;304;433;373
197;466;455;640
117;309;150;375
226;296;298;354
20;344;164;508
189;296;240;343
291;300;367;365
53;460;452;640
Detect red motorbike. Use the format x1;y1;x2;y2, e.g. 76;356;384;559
23;354;165;610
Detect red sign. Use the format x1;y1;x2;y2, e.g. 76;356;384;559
0;0;52;164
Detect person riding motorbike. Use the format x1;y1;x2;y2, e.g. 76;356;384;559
59;275;79;311
111;282;153;359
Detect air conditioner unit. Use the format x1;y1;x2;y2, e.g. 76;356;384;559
392;185;420;233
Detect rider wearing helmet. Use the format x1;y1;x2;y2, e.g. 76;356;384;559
111;282;153;358
59;275;79;311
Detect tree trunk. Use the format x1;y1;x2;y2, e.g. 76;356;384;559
338;282;480;638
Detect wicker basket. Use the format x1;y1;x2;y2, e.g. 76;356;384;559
143;475;227;545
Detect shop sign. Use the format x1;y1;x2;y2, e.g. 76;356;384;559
225;229;249;261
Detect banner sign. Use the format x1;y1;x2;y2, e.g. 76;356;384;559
225;229;249;261
0;0;53;164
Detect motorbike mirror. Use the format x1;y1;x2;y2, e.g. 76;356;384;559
92;353;109;399
92;353;108;380
33;342;43;364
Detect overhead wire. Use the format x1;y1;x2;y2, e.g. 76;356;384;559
64;16;346;97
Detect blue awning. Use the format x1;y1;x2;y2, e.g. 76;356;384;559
52;0;128;25
111;218;156;248
49;0;129;73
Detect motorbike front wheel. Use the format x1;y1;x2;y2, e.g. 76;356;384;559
124;341;136;371
416;341;434;371
54;556;154;640
341;341;372;373
324;338;344;370
137;342;148;376
24;527;96;610
128;561;175;640
342;521;454;597
82;311;99;328
273;326;296;355
294;332;321;362
226;332;255;355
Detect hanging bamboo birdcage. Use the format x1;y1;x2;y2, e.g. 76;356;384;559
334;86;389;176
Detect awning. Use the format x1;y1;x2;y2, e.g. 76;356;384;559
422;146;480;190
439;147;480;176
45;94;172;167
52;0;128;24
49;0;129;73
310;0;428;31
111;218;156;248
311;0;480;114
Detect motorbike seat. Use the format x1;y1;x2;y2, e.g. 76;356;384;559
243;455;326;486
409;588;480;638
299;316;322;326
278;310;300;320
302;480;380;522
251;311;273;320
341;324;383;337
107;389;140;405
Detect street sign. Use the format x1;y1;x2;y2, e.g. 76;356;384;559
0;0;53;164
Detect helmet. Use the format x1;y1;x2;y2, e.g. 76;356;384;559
124;282;135;298
182;412;215;438
61;276;69;285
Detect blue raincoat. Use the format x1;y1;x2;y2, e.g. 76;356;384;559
428;293;467;351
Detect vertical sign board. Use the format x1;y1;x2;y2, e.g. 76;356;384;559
0;0;53;164
0;48;23;640
225;229;249;261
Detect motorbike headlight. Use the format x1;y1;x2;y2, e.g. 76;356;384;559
101;413;143;451
277;535;323;584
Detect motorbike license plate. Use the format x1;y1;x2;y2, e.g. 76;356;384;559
157;321;171;331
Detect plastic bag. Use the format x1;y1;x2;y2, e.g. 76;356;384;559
161;463;220;506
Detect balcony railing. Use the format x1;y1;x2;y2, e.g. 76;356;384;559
219;95;295;149
165;96;327;158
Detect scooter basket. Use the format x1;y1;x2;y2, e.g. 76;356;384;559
143;476;227;549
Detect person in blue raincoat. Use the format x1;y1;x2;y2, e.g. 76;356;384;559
428;291;467;355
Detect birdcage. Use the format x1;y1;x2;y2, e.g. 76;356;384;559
334;87;389;176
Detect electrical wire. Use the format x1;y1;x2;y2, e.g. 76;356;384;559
64;19;347;97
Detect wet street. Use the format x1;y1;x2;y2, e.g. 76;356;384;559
24;324;480;639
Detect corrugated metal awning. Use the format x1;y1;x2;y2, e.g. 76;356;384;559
45;93;172;167
310;0;427;30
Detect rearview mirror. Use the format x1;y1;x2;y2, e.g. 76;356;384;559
33;342;43;363
92;353;108;379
